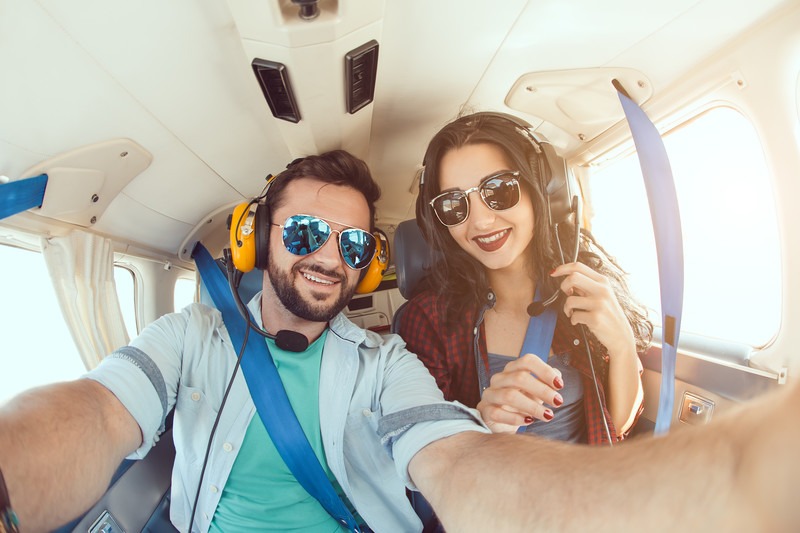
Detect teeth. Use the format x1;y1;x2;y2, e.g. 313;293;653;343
303;272;334;285
476;230;508;244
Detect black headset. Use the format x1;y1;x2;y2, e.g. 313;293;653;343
420;111;580;228
228;175;276;273
497;112;579;228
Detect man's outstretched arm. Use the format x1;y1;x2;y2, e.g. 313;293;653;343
410;382;800;532
0;379;141;533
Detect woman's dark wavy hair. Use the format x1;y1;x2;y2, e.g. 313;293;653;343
416;113;652;372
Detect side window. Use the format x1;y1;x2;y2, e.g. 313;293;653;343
174;275;197;312
0;244;84;404
588;107;781;350
114;265;138;340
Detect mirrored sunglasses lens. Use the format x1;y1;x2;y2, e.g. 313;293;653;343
282;215;331;256
482;176;520;210
339;229;376;269
433;193;468;226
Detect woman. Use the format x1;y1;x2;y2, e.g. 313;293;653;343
397;112;653;444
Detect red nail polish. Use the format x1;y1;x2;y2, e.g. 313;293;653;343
553;394;563;407
554;376;564;389
524;416;533;424
549;268;557;275
543;410;554;421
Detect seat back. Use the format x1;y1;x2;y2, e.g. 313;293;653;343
198;258;264;308
54;412;177;533
391;220;442;333
393;220;442;299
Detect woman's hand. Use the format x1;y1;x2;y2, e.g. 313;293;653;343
550;262;634;357
551;262;643;434
476;354;564;434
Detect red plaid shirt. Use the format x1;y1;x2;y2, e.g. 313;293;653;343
397;290;637;445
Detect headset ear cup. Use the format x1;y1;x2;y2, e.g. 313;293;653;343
540;142;578;225
254;202;270;271
230;202;257;273
355;230;389;294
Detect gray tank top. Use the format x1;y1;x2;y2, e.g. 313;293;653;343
487;351;587;443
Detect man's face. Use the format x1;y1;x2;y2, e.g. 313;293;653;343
266;177;371;323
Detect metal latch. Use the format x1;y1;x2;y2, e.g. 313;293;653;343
87;510;125;533
678;391;715;426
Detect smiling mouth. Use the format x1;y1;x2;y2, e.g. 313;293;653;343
301;271;336;285
473;229;510;252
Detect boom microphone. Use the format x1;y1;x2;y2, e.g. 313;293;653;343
527;291;560;317
223;249;309;352
272;330;309;352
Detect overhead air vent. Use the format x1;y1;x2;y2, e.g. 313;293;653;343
252;59;301;123
345;40;379;114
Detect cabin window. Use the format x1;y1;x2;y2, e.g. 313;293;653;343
588;106;780;351
0;244;85;404
114;265;138;339
174;275;197;311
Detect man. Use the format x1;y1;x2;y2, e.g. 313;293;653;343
1;151;490;532
1;150;799;532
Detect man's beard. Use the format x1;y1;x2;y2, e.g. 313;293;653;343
267;256;357;323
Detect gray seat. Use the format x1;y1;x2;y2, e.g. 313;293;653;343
391;219;442;333
198;258;264;308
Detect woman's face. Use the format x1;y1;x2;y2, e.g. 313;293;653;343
438;143;535;273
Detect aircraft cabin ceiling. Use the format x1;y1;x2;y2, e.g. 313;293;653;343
0;0;793;261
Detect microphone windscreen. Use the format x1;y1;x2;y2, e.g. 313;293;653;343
527;302;545;317
275;330;309;352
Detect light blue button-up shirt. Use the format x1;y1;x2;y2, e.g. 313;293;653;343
87;294;489;532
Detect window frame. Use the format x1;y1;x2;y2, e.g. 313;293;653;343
583;103;782;366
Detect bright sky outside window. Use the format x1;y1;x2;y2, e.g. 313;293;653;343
589;106;781;347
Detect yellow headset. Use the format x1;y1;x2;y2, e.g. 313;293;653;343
228;176;389;293
355;228;389;294
229;200;260;273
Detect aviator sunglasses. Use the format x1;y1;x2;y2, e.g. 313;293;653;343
272;214;377;270
429;170;521;227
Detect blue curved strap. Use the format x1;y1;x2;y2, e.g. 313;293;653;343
193;243;361;531
615;84;684;436
0;174;48;220
515;290;557;435
520;288;557;365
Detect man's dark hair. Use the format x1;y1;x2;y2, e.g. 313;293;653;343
266;150;381;229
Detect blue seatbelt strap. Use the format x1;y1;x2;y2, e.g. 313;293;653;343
0;174;48;220
193;243;361;532
521;291;557;365
615;81;684;436
516;289;557;434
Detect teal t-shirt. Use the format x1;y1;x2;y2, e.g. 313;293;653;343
209;330;360;532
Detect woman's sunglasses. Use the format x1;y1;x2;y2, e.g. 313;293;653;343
272;214;377;270
429;171;521;227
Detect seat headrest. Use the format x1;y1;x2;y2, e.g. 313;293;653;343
394;219;442;299
198;258;264;308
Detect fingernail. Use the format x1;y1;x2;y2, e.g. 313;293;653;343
554;376;564;389
549;268;557;275
543;409;554;421
553;394;563;407
524;416;533;424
